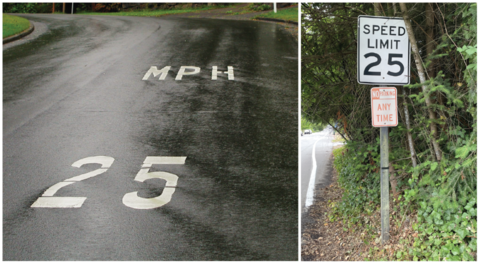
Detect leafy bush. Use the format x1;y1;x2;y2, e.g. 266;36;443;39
3;3;37;13
330;144;381;221
304;3;477;260
34;3;53;13
411;197;476;260
301;116;326;132
93;3;121;12
248;3;272;11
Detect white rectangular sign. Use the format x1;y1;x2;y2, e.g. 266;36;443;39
371;87;398;127
358;16;410;85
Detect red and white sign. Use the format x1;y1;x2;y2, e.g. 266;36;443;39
371;87;398;127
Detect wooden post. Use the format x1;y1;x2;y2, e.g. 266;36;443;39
380;126;389;243
63;3;65;13
52;3;55;13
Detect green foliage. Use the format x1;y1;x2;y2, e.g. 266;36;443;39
301;116;326;132
248;3;272;12
92;3;122;12
411;198;476;260
3;3;37;13
74;4;91;12
33;3;54;13
330;144;381;220
255;7;298;22
305;3;477;260
77;5;227;17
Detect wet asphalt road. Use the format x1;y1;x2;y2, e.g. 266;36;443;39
3;14;298;260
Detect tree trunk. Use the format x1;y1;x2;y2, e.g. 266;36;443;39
374;3;382;16
400;87;417;167
399;3;442;161
425;3;435;79
426;4;446;114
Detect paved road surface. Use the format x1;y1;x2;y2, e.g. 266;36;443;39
3;14;298;260
300;128;335;212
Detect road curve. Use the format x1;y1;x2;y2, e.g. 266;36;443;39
3;14;298;260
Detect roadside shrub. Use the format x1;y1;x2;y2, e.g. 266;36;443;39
411;196;476;261
248;3;272;11
331;143;381;220
34;3;53;13
3;3;37;13
93;3;121;12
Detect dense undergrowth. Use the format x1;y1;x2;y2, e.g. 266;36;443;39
331;136;476;260
304;3;477;261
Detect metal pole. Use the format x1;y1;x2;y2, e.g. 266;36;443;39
380;126;389;243
71;3;74;14
274;2;277;13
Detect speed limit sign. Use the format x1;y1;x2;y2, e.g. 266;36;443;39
357;15;410;85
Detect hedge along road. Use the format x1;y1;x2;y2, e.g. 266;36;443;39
3;14;298;260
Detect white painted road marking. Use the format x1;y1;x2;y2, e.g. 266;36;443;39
65;168;109;182
305;138;321;208
31;156;186;209
212;66;234;80
41;182;75;197
175;66;200;80
123;188;176;210
142;66;171;80
123;156;186;210
31;197;87;208
143;156;186;165
142;66;234;80
31;156;115;208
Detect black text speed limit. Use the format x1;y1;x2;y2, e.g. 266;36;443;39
357;15;410;85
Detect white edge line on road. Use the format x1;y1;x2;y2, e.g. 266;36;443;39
305;138;322;208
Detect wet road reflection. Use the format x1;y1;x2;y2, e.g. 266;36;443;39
3;15;298;260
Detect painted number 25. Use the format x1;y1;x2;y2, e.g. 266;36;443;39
31;156;186;209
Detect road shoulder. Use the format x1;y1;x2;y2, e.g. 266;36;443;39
302;145;353;261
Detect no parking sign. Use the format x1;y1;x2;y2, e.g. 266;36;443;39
371;87;398;127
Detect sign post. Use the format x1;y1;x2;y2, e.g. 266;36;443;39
371;87;398;243
358;15;409;245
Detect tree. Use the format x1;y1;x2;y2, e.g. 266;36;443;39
302;3;476;259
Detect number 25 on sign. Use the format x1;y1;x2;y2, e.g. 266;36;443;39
371;87;398;127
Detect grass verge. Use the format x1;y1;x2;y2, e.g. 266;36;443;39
3;14;30;39
77;4;234;17
255;7;298;22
